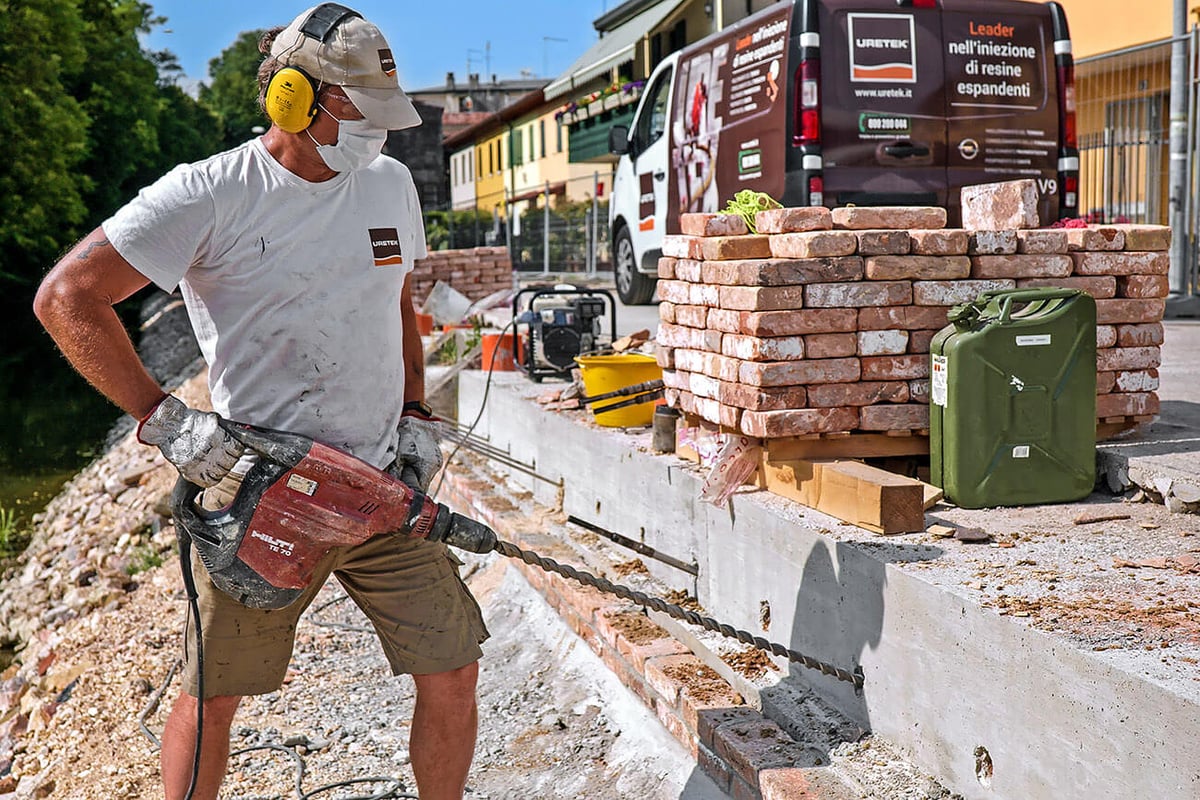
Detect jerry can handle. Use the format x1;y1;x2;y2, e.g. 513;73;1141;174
974;287;1081;324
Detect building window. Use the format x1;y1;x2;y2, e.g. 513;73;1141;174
540;120;547;159
512;128;523;166
528;124;535;163
556;121;563;153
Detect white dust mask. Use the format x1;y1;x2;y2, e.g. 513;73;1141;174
308;104;387;172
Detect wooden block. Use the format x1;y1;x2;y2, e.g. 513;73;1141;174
763;432;929;461
759;457;926;534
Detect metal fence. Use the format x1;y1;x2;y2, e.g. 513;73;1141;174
1077;31;1200;295
422;172;613;274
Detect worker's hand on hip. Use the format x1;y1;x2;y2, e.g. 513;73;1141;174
137;395;242;488
395;411;444;494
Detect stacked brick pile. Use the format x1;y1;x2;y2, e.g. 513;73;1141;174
410;246;512;307
655;205;1168;440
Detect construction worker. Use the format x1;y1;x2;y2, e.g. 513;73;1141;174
32;5;488;799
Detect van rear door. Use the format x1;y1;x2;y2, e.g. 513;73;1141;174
942;0;1061;223
819;0;948;207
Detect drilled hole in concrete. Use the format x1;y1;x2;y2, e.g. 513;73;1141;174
596;500;601;514
758;600;771;631
974;746;993;788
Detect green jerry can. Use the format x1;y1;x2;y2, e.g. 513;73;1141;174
929;288;1097;509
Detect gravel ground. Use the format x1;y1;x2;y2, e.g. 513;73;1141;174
6;539;726;799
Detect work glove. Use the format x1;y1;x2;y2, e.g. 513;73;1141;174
394;402;444;494
137;395;243;488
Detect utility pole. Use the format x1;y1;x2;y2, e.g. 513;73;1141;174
1167;0;1195;308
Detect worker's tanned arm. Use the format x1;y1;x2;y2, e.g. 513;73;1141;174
400;276;425;404
34;227;166;419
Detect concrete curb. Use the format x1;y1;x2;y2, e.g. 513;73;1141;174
441;471;860;800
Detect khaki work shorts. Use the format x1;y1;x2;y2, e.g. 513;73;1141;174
180;463;490;698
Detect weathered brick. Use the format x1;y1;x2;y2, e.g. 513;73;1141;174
1114;369;1160;393
740;407;860;437
1016;229;1069;254
1095;298;1166;325
701;256;864;286
803;332;858;358
680;350;742;382
861;403;929;430
661;368;690;391
722;334;805;362
1096;371;1116;394
861;354;930;380
681;212;750;237
755;206;833;233
724;403;746;435
703;235;773;261
805;281;912;307
832;206;947;230
739;358;861;387
1118;274;1170;299
695;706;760;751
662;234;704;259
970;254;1072;279
1072;251;1169;276
674;258;704;283
658;257;677;279
1096;392;1160;418
689;372;722;400
866;255;970;280
968;229;1019;255
855;229;912;255
739;308;859;336
1096;325;1118;349
910;229;970;255
1111;224;1172;251
658;301;677;325
720;382;808;411
909;379;931;403
698;744;734;795
693;396;723;426
657;322;702;349
674;304;708;329
858;329;909;355
719;285;806;311
1116;323;1165;347
908;329;939;354
961;179;1040;229
707;308;743;333
713;718;809;791
655;701;699;757
690;282;722;307
858;305;950;330
769;231;858;259
655;345;676;368
912;279;1016;306
1015;275;1117;298
657;279;692;304
1096;346;1162;371
760;768;861;800
644;654;700;705
1065;226;1125;252
806;381;909;407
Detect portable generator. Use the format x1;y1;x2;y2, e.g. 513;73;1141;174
512;286;616;381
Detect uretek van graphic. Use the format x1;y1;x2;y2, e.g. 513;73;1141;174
608;0;1077;305
848;14;918;83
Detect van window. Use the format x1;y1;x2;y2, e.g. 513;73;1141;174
634;68;673;153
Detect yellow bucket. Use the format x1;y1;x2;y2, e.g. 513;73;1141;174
575;353;663;427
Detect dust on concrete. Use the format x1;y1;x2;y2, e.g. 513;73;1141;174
659;660;730;705
610;558;650;578
601;609;668;645
721;647;780;680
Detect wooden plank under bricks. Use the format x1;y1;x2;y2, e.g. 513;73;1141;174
758;457;926;534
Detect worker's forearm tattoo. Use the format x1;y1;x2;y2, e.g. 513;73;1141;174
75;237;111;261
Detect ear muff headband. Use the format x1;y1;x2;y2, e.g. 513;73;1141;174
264;3;364;133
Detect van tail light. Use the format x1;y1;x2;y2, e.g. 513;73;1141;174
1057;61;1077;149
1063;175;1078;211
793;58;821;145
808;175;825;207
911;0;937;7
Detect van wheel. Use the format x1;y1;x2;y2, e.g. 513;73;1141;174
614;226;657;305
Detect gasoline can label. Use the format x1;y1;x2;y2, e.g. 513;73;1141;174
931;355;948;407
1015;334;1052;346
1012;445;1030;459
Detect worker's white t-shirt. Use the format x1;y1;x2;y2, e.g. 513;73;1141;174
103;137;428;468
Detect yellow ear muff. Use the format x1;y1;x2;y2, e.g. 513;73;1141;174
265;66;319;133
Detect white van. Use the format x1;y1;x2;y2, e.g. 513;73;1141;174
608;0;1078;303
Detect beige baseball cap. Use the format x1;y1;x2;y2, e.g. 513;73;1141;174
271;4;421;130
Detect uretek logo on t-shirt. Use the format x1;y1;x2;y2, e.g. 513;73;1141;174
369;228;403;266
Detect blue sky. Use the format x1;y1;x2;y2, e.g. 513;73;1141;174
143;1;613;92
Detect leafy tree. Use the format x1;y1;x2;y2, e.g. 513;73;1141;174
0;0;90;284
200;30;269;148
